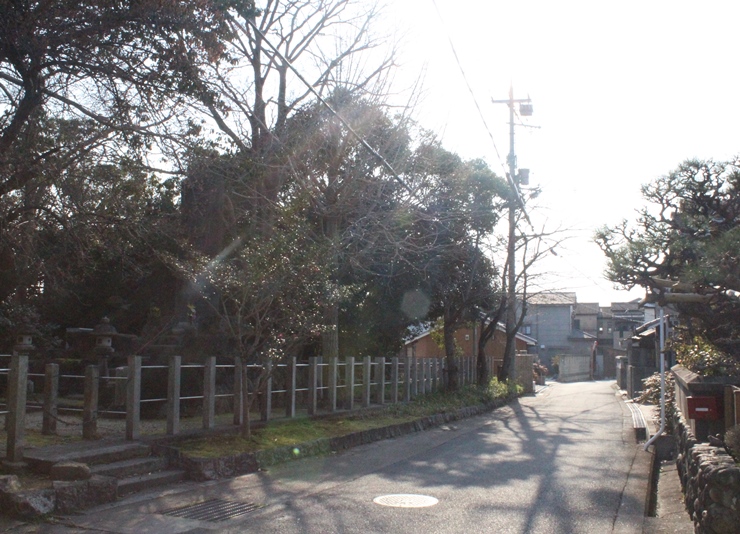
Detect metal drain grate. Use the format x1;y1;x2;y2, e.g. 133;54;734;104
373;494;439;508
161;499;261;522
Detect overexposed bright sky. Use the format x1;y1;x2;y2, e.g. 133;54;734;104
382;0;740;306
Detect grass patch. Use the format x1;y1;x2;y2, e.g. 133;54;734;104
175;383;518;459
0;429;81;449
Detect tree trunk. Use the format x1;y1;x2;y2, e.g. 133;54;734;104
322;215;340;360
500;334;516;382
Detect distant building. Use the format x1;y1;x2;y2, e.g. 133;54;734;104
610;301;656;349
402;322;536;378
519;294;657;378
521;292;596;371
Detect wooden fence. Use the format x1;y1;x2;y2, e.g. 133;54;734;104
1;352;486;463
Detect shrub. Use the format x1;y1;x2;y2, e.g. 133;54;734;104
636;372;677;433
533;362;548;379
488;377;523;400
674;336;740;377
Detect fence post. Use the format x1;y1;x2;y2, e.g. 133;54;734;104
391;357;399;404
83;365;99;440
167;355;181;435
308;357;318;415
430;358;438;392
363;356;372;408
374;357;386;404
261;361;272;422
329;357;338;412
5;354;28;466
404;356;411;402
42;363;59;435
286;357;296;418
347;356;355;410
412;356;419;398
203;356;216;430
126;355;141;441
233;357;243;426
426;359;433;393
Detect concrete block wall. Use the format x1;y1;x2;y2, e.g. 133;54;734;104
558;355;591;383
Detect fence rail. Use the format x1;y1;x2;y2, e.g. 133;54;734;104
2;352;496;462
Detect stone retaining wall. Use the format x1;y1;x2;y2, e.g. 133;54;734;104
675;415;740;533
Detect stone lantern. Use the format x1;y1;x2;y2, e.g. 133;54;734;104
93;317;116;377
13;322;37;356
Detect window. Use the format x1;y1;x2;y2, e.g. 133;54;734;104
522;325;532;335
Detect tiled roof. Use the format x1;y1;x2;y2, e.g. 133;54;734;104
528;292;577;306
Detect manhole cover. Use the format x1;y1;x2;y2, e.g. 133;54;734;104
373;494;439;508
160;499;261;522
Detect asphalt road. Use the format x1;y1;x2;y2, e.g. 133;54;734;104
25;380;647;533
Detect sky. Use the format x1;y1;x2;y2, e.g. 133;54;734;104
380;0;740;306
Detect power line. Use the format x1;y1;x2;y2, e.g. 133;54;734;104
429;0;507;176
429;0;531;227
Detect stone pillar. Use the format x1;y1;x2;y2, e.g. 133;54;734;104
83;365;99;440
329;357;338;412
4;354;28;467
167;355;181;435
374;357;385;404
42;363;59;435
286;357;296;418
203;356;216;429
412;356;419;397
308;357;318;415
233;357;243;426
347;357;355;411
126;355;141;441
391;357;399;404
261;361;272;422
404;356;412;402
363;356;371;408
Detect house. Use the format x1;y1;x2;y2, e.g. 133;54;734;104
402;322;536;378
521;292;596;371
624;314;675;398
610;300;656;349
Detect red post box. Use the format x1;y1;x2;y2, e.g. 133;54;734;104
687;396;722;420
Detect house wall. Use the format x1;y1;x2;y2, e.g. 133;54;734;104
527;304;573;369
405;327;529;364
574;303;599;334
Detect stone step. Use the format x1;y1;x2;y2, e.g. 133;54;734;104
25;442;151;474
90;456;168;479
117;469;187;497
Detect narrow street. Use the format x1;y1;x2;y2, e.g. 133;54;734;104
35;380;646;534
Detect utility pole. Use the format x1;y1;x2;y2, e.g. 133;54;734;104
492;85;532;380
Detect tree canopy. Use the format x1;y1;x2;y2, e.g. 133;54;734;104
596;158;740;364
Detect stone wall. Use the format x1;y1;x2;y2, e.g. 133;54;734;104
558;354;591;383
514;353;535;394
675;415;740;533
